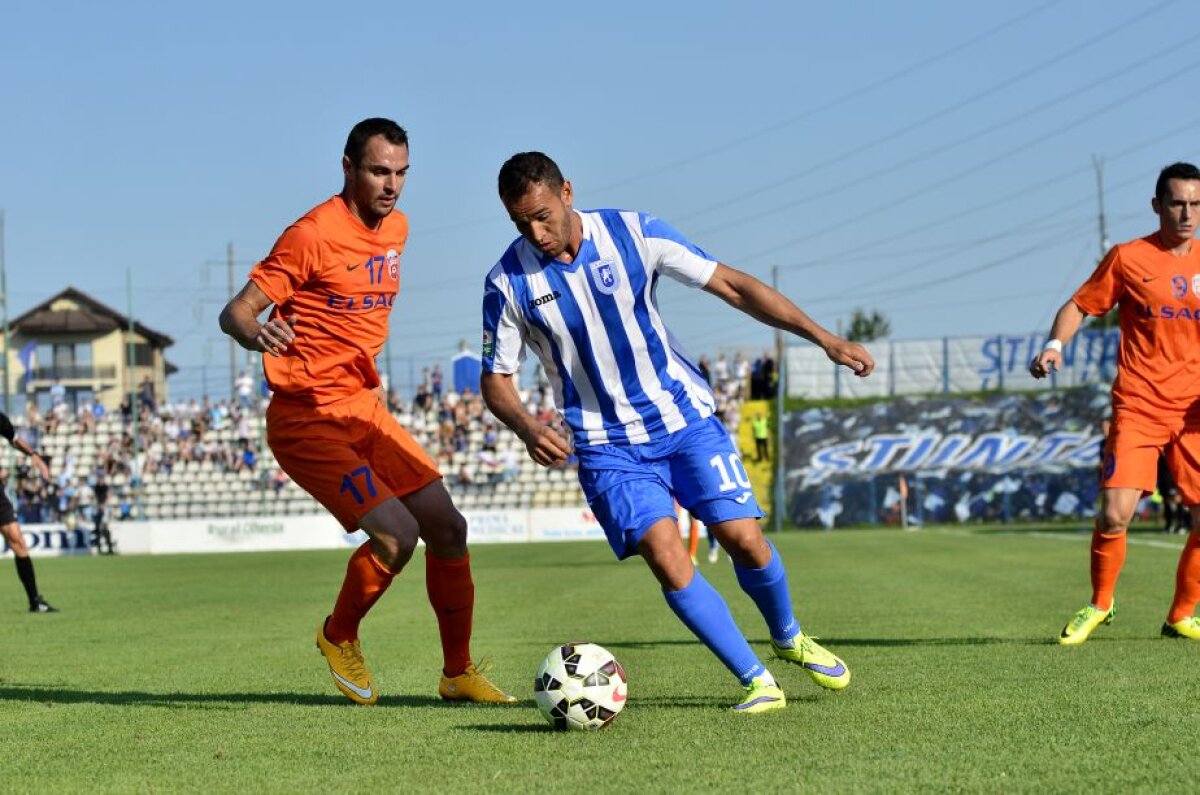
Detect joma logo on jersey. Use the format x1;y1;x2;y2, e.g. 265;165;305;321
529;290;561;308
326;293;396;311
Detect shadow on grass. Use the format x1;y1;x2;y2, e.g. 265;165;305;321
0;684;445;709
606;637;1055;650
464;724;555;734
813;637;1055;647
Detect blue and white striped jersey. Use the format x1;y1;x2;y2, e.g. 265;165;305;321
482;209;718;448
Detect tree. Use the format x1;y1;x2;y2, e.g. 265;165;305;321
846;308;891;342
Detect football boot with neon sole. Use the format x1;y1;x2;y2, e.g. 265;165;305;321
1058;602;1115;646
771;633;851;690
1161;616;1200;639
732;674;786;714
439;661;518;703
316;620;378;705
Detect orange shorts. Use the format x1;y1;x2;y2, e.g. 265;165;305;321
1102;409;1200;504
266;391;441;532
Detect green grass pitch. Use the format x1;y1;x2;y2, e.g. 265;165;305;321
1;525;1196;792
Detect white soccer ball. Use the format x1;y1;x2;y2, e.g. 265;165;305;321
533;642;628;731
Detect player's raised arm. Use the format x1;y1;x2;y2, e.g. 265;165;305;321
702;263;874;377
1029;299;1087;379
480;372;571;467
218;280;298;357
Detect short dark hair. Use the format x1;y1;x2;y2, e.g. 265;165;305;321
498;152;564;204
1155;161;1200;201
344;118;408;165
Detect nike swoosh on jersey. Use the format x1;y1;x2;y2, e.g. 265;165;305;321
331;671;373;700
735;493;753;504
1142;276;1157;282
346;263;361;271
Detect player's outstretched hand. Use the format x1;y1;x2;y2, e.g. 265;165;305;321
825;339;875;377
522;425;572;467
255;314;298;357
1029;349;1060;379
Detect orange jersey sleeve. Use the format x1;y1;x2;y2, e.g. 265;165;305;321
250;196;409;404
1071;245;1123;317
1076;234;1200;418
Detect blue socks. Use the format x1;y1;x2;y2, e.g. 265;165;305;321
663;571;765;685
734;541;799;644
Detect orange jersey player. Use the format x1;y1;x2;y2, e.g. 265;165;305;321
219;117;516;705
1031;161;1200;644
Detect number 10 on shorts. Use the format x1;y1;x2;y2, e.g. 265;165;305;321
709;454;751;492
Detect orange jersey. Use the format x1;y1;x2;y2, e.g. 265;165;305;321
250;195;407;404
1072;233;1200;419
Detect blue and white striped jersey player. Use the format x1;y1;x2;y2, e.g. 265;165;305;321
480;152;875;714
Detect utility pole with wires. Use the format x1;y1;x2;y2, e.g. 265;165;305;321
0;209;9;419
226;242;236;402
199;244;250;402
1090;156;1118;330
1093;155;1110;256
772;265;785;534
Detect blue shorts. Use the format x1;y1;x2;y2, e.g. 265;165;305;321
576;416;764;559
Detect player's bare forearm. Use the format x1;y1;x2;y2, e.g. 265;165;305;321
1030;300;1087;379
481;373;541;442
1048;300;1087;344
219;297;266;351
703;263;874;376
219;281;297;357
703;264;830;346
481;372;569;465
11;438;49;478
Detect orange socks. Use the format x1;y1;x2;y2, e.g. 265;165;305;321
1089;524;1126;612
325;543;396;644
1168;531;1200;624
426;552;474;678
686;518;700;561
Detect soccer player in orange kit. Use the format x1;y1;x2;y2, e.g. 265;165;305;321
219;118;516;704
1031;161;1200;644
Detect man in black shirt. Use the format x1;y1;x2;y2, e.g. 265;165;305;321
0;411;58;612
92;474;116;555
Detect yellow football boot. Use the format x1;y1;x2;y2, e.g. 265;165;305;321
439;661;518;703
1058;602;1115;646
771;633;851;690
316;620;378;705
732;674;786;714
1161;616;1200;639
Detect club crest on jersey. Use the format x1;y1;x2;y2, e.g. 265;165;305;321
1192;273;1200;298
386;249;400;281
589;258;619;295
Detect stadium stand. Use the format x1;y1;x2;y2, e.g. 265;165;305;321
6;354;758;526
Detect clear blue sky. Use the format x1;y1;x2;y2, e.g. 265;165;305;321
2;0;1192;399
